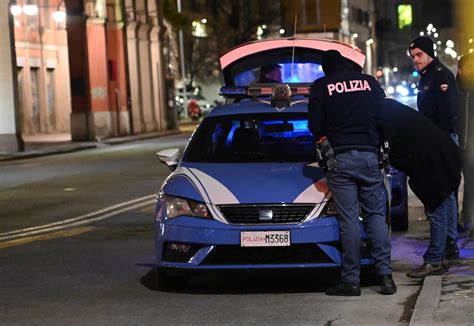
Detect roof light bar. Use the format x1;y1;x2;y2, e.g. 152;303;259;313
219;84;310;98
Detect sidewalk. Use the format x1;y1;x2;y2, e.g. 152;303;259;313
0;120;199;162
409;237;474;326
405;213;474;325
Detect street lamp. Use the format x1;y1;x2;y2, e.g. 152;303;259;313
52;2;66;23
350;33;358;46
365;38;374;75
10;3;22;16
52;10;65;23
11;1;66;24
23;0;38;16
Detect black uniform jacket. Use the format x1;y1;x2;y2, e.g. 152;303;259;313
379;99;462;212
417;57;458;133
308;51;385;153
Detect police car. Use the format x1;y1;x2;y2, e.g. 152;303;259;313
154;38;408;286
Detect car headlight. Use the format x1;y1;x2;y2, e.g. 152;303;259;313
164;195;211;219
318;198;339;218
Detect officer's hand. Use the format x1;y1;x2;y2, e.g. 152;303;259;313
326;157;338;172
315;147;326;168
317;138;338;172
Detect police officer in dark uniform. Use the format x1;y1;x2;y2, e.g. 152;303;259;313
408;37;460;275
308;50;396;296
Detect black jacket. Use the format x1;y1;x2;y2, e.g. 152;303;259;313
308;50;385;153
379;99;462;211
417;57;458;133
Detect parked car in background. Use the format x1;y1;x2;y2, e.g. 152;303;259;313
175;88;216;120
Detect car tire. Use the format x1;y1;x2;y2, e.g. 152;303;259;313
391;201;409;231
157;269;189;290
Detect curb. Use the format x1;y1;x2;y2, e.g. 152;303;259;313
409;275;442;325
0;129;184;162
0;144;98;162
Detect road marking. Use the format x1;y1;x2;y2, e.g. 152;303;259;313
0;195;156;241
0;226;97;249
140;206;155;213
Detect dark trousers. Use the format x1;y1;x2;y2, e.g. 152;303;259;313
326;150;392;284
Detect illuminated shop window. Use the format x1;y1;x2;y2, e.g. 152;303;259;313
398;4;412;29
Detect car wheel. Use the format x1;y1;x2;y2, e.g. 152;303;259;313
157;269;189;290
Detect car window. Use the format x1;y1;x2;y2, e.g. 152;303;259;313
183;113;316;163
235;62;325;86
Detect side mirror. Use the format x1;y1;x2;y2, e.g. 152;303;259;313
156;148;180;170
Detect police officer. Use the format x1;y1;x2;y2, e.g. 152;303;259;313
258;64;283;83
308;50;396;296
408;37;460;268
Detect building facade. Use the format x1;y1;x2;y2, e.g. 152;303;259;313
12;0;71;136
1;0;172;152
281;0;377;74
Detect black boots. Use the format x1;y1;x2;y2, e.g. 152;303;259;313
325;282;361;296
445;237;459;259
380;275;397;295
326;275;398;296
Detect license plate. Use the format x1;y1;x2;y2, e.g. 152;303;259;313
240;231;290;247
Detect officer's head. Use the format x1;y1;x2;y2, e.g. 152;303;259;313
408;37;435;72
321;50;357;75
259;64;282;83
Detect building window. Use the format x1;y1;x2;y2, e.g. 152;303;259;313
351;6;369;27
30;68;40;133
46;68;56;128
17;69;24;130
302;0;321;25
44;0;51;30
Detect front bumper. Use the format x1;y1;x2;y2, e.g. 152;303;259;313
155;216;374;270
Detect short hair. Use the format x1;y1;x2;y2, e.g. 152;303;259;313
260;64;282;75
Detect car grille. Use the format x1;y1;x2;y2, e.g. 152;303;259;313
218;204;315;224
201;244;331;265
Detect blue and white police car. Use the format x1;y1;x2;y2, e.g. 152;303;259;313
154;38;408;286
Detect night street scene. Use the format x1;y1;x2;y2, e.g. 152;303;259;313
1;0;474;325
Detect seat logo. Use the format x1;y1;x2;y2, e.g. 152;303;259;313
259;209;273;221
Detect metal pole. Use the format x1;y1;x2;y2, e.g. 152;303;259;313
7;0;25;151
177;0;187;119
115;88;120;135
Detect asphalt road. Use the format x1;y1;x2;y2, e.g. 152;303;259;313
0;135;425;325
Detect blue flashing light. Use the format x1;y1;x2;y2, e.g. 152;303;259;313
287;75;301;83
292;120;308;131
412;71;419;78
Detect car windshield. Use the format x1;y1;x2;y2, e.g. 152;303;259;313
183;113;316;163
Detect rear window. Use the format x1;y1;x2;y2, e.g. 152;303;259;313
183;113;316;163
235;62;324;86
